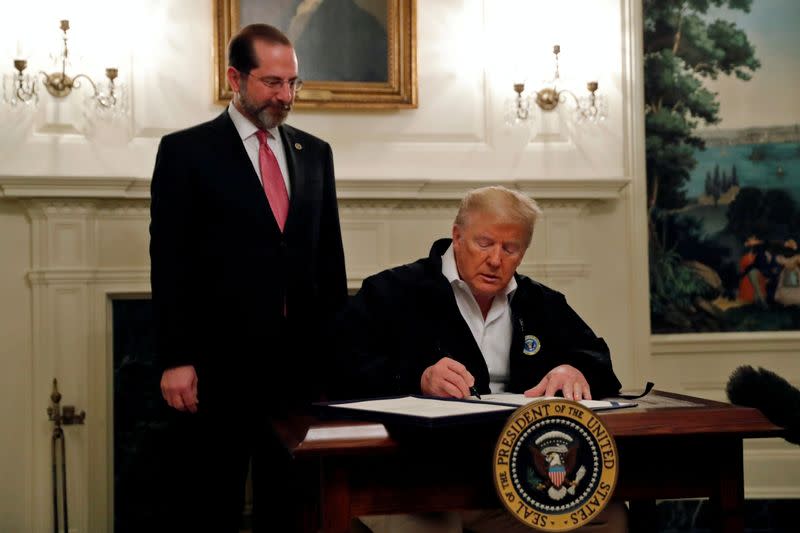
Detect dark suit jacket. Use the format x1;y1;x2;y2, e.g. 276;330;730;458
150;109;347;406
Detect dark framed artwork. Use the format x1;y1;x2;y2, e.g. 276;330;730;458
644;0;800;333
214;0;417;109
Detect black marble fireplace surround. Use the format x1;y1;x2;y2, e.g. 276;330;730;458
112;298;167;532
111;299;795;533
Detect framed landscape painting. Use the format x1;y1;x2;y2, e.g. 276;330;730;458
644;0;800;333
214;0;417;109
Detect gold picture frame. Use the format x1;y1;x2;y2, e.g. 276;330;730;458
213;0;417;109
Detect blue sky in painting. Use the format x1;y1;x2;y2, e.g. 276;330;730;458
700;0;800;130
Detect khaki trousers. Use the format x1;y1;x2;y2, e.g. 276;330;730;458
358;502;627;533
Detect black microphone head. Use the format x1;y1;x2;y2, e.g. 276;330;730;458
726;365;800;445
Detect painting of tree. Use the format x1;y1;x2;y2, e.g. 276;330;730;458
645;0;800;332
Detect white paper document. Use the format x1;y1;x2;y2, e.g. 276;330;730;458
330;394;635;421
305;424;389;441
334;396;515;419
479;393;636;411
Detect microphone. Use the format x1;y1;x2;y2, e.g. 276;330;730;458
726;365;800;445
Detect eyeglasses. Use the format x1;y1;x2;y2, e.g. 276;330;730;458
242;72;303;92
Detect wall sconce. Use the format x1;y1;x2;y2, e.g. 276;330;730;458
505;45;607;128
2;19;130;139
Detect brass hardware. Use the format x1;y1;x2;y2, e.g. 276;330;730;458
47;379;86;426
47;379;85;533
508;44;605;124
532;44;568;112
11;20;120;108
43;73;74;98
535;87;560;111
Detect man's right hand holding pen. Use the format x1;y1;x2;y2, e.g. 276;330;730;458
420;357;479;399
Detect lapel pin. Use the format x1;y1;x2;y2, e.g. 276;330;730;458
294;142;303;150
523;335;541;356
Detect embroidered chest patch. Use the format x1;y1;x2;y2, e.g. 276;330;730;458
523;335;541;356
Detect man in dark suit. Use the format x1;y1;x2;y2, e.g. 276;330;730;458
149;23;346;532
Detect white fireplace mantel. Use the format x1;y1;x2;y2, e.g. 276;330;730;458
2;173;629;532
0;175;630;201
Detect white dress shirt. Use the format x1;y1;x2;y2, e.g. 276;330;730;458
227;102;292;196
441;244;517;392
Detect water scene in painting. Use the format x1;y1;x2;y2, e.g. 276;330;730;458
656;129;800;332
645;0;800;333
689;140;800;205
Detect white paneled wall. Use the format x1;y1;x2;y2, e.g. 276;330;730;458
0;1;796;532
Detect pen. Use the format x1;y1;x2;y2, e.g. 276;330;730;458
436;341;481;399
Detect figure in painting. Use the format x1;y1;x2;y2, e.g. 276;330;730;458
240;0;389;82
775;239;800;306
289;0;388;82
738;236;769;307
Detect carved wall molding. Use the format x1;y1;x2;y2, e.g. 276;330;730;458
652;332;800;356
743;442;800;499
27;268;151;286
340;199;456;213
526;261;590;280
1;176;150;199
2;175;629;202
18;194;597;293
339;198;600;214
22;199;99;217
94;202;151;216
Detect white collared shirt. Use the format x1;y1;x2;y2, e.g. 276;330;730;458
441;244;517;392
227;102;292;196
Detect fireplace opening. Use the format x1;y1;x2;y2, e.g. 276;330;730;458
111;298;253;532
112;298;165;532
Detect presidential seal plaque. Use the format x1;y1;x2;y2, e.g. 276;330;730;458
493;399;618;531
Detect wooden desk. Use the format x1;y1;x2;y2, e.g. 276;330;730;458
274;392;784;533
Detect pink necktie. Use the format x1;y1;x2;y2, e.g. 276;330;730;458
255;130;289;231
